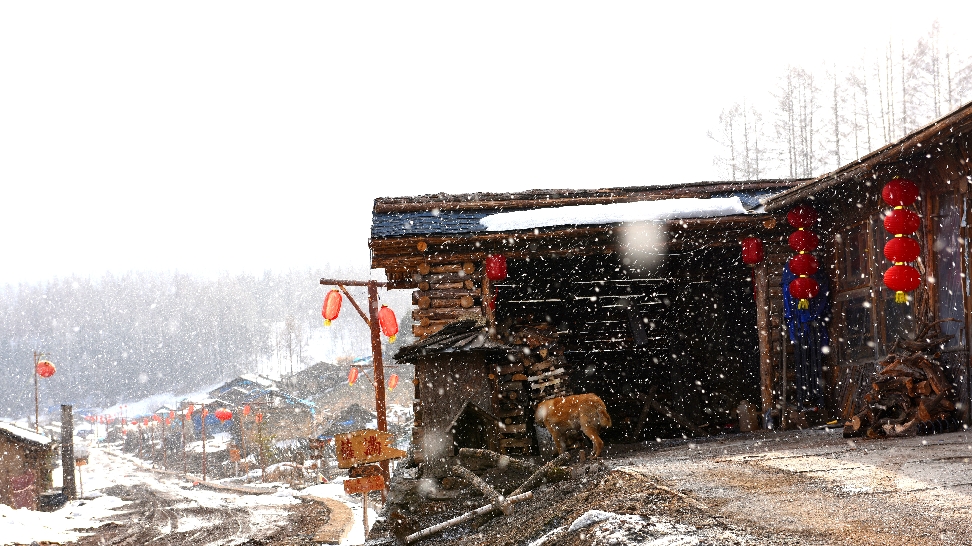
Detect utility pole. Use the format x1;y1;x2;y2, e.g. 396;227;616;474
319;278;391;481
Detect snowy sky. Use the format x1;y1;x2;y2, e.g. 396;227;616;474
2;1;969;285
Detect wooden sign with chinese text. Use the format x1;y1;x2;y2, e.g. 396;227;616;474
343;473;385;495
334;429;406;469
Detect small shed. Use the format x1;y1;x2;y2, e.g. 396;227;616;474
0;422;57;510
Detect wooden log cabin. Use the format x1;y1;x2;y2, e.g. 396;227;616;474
373;101;972;473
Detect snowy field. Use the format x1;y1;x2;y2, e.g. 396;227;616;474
0;439;373;545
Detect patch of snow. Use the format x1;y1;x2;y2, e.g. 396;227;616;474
568;509;619;532
480;197;748;231
299;481;377;545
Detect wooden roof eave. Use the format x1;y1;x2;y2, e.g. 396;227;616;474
374;180;801;214
371;213;783;274
763;101;972;213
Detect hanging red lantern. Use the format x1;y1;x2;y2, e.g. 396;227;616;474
388;373;400;390
322;289;342;326
214;408;233;422
740;237;764;266
143;418;149;426
131;420;137;426
881;178;920;207
485;254;508;281
786;205;818;229
790;276;821;301
881;179;922;304
165;417;172;426
348;367;359;386
884;208;921;235
789;253;819;276
884;236;921;263
788;230;819;252
153;414;161;422
169;410;175;420
186;404;195;418
885;265;921;303
378;305;398;343
35;360;56;378
243;404;251;416
787;205;820;310
255;413;263;424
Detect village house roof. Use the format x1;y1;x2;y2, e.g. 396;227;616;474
372;179;798;238
370;179;805;287
0;422;53;448
395;319;507;362
763;100;972;212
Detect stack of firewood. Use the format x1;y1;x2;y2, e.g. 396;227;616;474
411;262;483;338
844;319;956;438
493;322;570;455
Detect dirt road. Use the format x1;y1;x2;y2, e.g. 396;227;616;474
388;428;972;546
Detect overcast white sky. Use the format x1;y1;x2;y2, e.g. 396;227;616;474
2;2;969;286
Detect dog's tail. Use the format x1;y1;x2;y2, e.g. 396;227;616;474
599;402;612;428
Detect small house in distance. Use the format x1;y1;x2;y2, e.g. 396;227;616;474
0;422;57;510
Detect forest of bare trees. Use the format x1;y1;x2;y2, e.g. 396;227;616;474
0;268;412;418
710;22;972;180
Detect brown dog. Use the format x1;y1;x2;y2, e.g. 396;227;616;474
534;393;612;458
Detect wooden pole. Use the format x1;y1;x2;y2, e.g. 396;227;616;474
367;281;390;492
202;405;208;482
404;492;533;544
150;422;156;468
33;351;40;433
754;262;774;419
362;489;369;537
182;412;187;476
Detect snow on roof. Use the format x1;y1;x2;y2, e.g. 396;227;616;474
238;373;277;387
479;197;748;232
0;421;53;446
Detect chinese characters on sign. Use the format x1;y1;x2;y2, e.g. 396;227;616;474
334;429;407;469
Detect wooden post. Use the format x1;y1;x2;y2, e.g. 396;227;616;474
368;280;390;494
483;271;495;335
202;405;208;482
61;405;76;500
33;352;40;433
150;422;156;468
182;412;187;476
754;263;774;418
362;489;369;537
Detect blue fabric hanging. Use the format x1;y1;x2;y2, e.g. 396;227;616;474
781;264;831;410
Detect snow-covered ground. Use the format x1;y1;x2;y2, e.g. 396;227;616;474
0;438;371;545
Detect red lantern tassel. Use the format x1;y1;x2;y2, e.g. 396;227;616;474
798;299;809;310
895;291;907;304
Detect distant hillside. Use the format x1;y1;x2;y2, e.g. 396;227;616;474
0;268;413;420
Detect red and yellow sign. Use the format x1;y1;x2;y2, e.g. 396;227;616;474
343;474;385;495
334;429;406;469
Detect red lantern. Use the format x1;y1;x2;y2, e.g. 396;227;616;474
169;410;175;420
348;367;359;386
214;408;233;422
740;237;764;266
153;414;161;422
788;230;819;252
388;373;400;390
143;418;149;426
378;305;398;343
881;179;920;207
165;417;172;426
485;254;508;281
789;276;820;301
35;360;56;378
186;404;195;418
255;413;263;424
884;264;921;303
243;404;251;417
322;289;342;326
789;253;819;276
884;208;921;235
131;420;137;426
884;236;921;263
786;205;818;229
